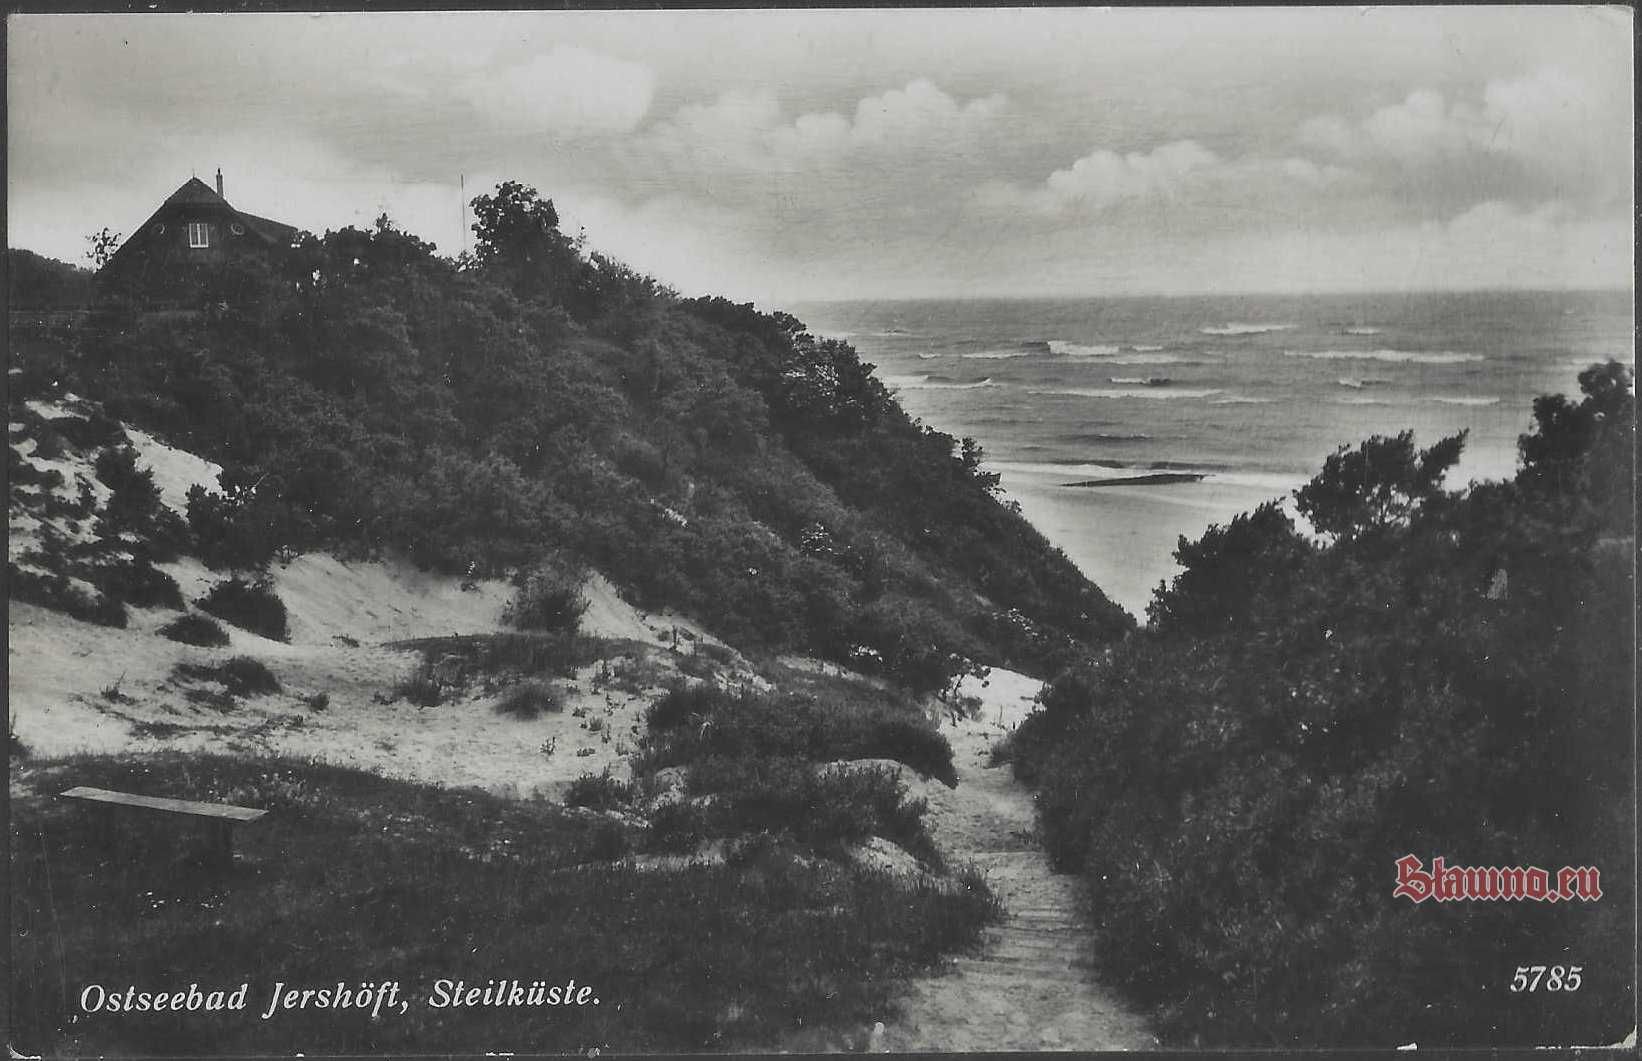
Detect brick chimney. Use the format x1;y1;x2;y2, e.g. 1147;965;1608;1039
215;168;224;198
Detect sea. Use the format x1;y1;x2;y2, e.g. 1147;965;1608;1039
789;290;1634;621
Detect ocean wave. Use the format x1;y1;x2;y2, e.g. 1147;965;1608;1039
1211;396;1273;404
883;374;996;391
1343;326;1382;335
1199;323;1296;336
1336;377;1391;389
961;349;1034;359
916;352;943;360
1109;376;1172;386
1107;353;1192;365
1048;340;1122;357
1285;349;1484;364
1425;395;1500;406
1132;344;1167;352
1030;387;1222;401
1059;431;1154;443
1333;395;1393;405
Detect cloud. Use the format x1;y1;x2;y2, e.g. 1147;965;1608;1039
1298;67;1631;208
974;140;1354;220
641;78;1007;182
458;45;655;136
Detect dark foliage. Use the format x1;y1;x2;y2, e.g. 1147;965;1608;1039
158;613;231;647
172;657;281;698
505;557;590;633
41;183;1125;690
88;560;184;611
9;563;127;628
640;682;955;786
1012;363;1636;1047
495;679;563;720
197;578;290;642
564;770;634;812
12;753;995;1054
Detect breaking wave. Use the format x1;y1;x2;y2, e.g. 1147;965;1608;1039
1285;349;1484;364
1030;387;1223;401
1199;323;1296;336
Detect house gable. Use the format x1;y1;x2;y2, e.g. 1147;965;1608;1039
102;176;299;296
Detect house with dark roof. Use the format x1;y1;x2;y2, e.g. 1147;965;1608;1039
101;170;301;304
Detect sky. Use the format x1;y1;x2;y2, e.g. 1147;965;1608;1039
7;7;1634;305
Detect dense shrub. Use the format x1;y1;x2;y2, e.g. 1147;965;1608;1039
1012;364;1636;1048
8;563;127;627
639;683;955;786
159;613;231;647
564;770;633;812
495;679;563;720
217;656;281;696
54;411;127;451
197;578;290;641
645;682;727;731
687;756;935;864
505;557;590;633
88;561;184;611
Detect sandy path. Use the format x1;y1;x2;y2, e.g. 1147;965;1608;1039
879;670;1157;1052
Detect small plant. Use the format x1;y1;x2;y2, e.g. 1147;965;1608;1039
159;613;231;647
100;674;132;704
539;736;558;757
393;663;446;708
496;679;563;720
575;747;596;758
304;692;330;712
198;578;290;642
586;715;605;733
564;770;633;812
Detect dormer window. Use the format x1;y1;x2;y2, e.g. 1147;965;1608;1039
187;221;210;248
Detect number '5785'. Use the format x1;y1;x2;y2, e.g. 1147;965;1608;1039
1510;965;1582;992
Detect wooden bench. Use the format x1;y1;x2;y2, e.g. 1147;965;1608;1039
61;786;266;868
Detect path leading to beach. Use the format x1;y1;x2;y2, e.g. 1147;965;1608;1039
880;669;1156;1052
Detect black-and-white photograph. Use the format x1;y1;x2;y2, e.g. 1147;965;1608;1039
6;5;1635;1055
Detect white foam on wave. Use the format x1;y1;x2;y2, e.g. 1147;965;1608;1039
1200;323;1296;336
1343;326;1382;335
1132;344;1167;352
961;350;1033;359
1107;353;1191;365
917;352;942;360
1048;341;1122;357
1425;395;1500;407
883;374;997;391
1109;376;1171;386
1286;349;1484;364
1333;395;1393;406
1030;387;1222;401
1211;396;1273;404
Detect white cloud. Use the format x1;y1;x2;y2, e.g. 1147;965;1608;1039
1298;67;1631;206
458;45;655;136
973;140;1355;220
643;78;1007;179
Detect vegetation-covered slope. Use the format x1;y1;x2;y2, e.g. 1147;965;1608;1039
1005;362;1636;1047
12;182;1129;693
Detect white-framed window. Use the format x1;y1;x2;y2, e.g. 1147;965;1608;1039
187;221;210;248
